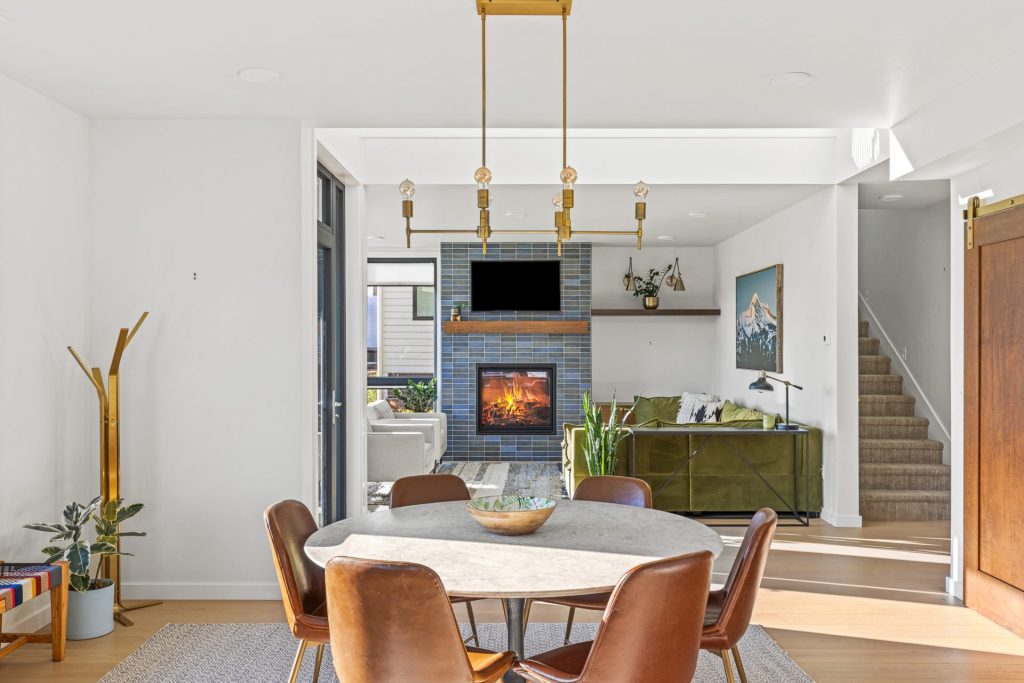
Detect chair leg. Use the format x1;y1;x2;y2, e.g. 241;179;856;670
312;643;325;683
563;606;576;645
288;640;308;683
731;645;748;683
464;602;480;647
721;649;736;683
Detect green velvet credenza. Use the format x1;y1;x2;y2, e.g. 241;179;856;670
562;419;823;514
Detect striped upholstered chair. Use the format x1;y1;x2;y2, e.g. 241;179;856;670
0;561;69;662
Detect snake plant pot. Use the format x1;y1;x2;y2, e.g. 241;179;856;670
67;579;114;640
643;296;660;310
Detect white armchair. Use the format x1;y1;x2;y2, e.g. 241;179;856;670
367;400;447;459
366;431;434;481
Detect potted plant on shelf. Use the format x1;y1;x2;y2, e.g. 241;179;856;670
581;391;633;476
392;377;438;413
629;264;673;309
25;497;146;640
451;301;468;321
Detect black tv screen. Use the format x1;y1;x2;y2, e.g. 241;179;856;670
471;261;561;311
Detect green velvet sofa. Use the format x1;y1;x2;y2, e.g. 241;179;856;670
562;413;823;514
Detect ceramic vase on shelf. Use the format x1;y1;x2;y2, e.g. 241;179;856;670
643;296;660;310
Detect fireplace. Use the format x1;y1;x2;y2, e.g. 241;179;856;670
477;364;556;435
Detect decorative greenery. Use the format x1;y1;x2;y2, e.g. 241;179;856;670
391;378;438;413
582;391;633;476
467;495;556;511
629;264;673;298
25;497;146;593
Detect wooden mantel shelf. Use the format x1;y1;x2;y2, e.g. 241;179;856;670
442;320;590;334
591;308;721;317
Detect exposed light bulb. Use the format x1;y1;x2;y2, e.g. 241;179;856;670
633;180;649;201
474;166;493;188
560;166;577;188
399;179;416;200
552;192;563;209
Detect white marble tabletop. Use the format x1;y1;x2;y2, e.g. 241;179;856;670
304;500;723;599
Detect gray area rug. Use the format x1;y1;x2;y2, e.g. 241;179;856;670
368;462;565;508
99;622;813;682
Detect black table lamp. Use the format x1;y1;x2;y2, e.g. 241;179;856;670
748;371;804;430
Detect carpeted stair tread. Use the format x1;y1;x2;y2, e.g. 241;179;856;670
859;337;880;354
859;374;903;395
859;355;892;374
859;489;951;521
860;463;951;491
859;320;869;337
860;416;929;439
859;394;916;416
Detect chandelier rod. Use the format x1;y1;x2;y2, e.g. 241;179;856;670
562;10;567;170
482;10;487;168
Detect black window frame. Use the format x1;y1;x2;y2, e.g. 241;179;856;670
412;285;435;321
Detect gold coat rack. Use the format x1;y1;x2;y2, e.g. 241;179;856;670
67;312;161;626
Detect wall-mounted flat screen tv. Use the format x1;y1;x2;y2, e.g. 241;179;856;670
471;260;561;311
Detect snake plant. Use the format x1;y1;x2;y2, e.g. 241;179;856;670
582;391;633;477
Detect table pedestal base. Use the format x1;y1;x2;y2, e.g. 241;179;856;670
503;598;526;682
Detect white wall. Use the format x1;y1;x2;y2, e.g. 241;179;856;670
0;74;92;629
88;120;309;599
714;187;862;526
379;286;434;375
591;246;717;399
859;203;952;458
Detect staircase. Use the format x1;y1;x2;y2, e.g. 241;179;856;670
858;320;951;521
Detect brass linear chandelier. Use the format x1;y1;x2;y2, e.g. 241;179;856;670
400;0;648;255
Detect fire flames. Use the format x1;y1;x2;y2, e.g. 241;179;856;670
480;372;552;428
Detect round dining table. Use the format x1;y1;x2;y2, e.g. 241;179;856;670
305;499;723;682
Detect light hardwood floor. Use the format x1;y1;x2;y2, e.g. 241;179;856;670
4;519;1024;682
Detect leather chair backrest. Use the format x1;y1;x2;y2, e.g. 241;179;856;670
326;556;477;683
580;551;712;682
718;507;778;644
390;474;471;508
574;475;652;509
264;500;325;632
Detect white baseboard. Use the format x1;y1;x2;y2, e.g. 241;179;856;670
121;582;280;601
0;594;51;634
946;575;964;600
821;508;863;528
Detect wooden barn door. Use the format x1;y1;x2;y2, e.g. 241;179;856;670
964;194;1024;636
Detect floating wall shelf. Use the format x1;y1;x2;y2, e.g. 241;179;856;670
442;320;590;335
591;308;721;317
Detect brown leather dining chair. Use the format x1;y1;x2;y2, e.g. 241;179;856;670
264;500;331;683
325;556;516;683
389;473;482;646
514;551;712;683
702;507;778;683
525;475;653;642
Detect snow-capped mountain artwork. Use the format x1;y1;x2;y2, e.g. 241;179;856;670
735;265;782;371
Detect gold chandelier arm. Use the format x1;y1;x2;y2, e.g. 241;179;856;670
562;10;567;170
481;10;487;168
408;228;480;234
490;229;559;234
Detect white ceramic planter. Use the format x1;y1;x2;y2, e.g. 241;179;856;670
67;579;114;640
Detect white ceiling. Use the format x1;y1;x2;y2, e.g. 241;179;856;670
858;180;949;210
1;1;1023;126
364;183;825;249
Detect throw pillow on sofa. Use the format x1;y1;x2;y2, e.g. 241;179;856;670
677;392;724;423
720;400;766;422
632;395;681;424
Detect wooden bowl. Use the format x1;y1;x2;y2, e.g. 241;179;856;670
466;495;557;536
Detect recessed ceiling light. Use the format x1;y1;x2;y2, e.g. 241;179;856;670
688;212;709;218
367;235;386;241
878;194;903;202
237;67;280;84
657;235;674;241
770;72;813;88
504;210;528;218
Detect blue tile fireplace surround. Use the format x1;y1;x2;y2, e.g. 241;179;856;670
440;242;592;462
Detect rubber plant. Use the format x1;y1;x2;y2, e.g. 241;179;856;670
582;391;633;476
392;378;438;413
25;497;146;593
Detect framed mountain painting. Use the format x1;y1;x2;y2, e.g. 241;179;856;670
735;264;783;372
